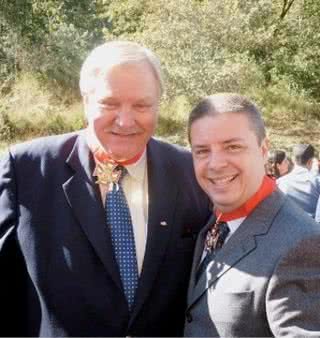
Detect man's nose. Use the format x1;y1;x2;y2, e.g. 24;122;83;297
115;107;135;128
207;151;228;170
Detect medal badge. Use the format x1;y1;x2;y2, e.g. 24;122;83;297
93;161;122;190
205;225;219;253
204;213;222;253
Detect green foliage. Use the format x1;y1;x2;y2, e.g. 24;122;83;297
0;111;17;141
103;0;149;36
0;0;106;90
129;1;297;99
0;73;85;143
1;0;320;151
156;96;192;146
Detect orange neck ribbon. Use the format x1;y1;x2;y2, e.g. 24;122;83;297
215;175;276;222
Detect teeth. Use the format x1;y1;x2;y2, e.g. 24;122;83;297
212;176;235;184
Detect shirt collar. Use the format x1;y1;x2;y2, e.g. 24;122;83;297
292;164;310;174
227;217;246;236
125;149;147;182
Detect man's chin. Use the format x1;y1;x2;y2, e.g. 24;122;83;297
108;148;142;162
211;198;240;213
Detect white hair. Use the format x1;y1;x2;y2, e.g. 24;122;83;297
79;40;164;96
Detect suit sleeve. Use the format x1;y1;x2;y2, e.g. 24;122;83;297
266;235;320;336
0;150;17;245
315;196;320;223
0;151;27;336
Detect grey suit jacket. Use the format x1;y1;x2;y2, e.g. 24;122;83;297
184;189;320;337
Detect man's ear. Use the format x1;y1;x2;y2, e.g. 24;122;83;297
306;158;313;170
82;95;89;119
261;137;269;162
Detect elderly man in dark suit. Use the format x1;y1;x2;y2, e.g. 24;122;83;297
184;93;320;337
0;41;210;337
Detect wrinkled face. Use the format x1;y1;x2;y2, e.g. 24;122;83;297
277;158;289;176
190;113;268;212
84;61;160;161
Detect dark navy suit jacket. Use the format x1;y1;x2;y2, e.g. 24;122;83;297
0;131;210;337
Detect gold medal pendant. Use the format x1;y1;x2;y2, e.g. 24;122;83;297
93;162;122;190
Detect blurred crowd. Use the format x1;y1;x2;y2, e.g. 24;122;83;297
266;143;320;222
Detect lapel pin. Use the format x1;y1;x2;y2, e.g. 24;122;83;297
160;221;168;227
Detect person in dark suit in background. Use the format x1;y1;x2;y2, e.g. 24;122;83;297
184;93;320;337
0;41;210;337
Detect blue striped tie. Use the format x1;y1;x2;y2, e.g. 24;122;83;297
105;166;139;311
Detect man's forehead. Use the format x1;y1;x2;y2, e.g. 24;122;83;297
192;135;246;146
191;117;260;146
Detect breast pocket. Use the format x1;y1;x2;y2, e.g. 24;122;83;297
208;290;254;322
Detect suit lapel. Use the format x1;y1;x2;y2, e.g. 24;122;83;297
129;139;178;323
62;133;122;290
188;190;286;309
187;215;214;299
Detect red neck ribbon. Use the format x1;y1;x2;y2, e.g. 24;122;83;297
215;175;276;222
92;147;145;166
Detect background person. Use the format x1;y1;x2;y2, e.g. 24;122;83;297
277;143;320;219
184;93;320;337
266;149;290;179
0;41;210;337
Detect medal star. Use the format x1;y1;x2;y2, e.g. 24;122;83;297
93;162;122;187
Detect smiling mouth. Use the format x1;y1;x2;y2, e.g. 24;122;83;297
209;174;238;186
110;131;137;137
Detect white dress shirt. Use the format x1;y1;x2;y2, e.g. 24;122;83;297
225;217;246;243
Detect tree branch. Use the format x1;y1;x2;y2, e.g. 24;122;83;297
280;0;295;20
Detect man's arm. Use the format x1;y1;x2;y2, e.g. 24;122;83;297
315;196;320;223
0;150;17;250
266;234;320;336
0;150;28;336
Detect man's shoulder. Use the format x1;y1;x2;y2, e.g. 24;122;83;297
277;171;294;184
147;137;198;182
9;131;82;160
274;192;320;235
148;137;191;158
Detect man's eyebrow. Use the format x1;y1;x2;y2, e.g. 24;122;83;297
191;138;245;147
191;144;209;151
222;137;245;144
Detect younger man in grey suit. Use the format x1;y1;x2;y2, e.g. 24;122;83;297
184;93;320;337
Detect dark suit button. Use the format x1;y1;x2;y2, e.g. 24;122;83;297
186;312;193;323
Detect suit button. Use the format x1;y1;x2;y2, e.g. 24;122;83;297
186;312;193;323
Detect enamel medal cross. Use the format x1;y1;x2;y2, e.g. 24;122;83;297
93;161;122;190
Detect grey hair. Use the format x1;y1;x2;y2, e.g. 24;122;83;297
79;40;164;96
188;93;266;144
